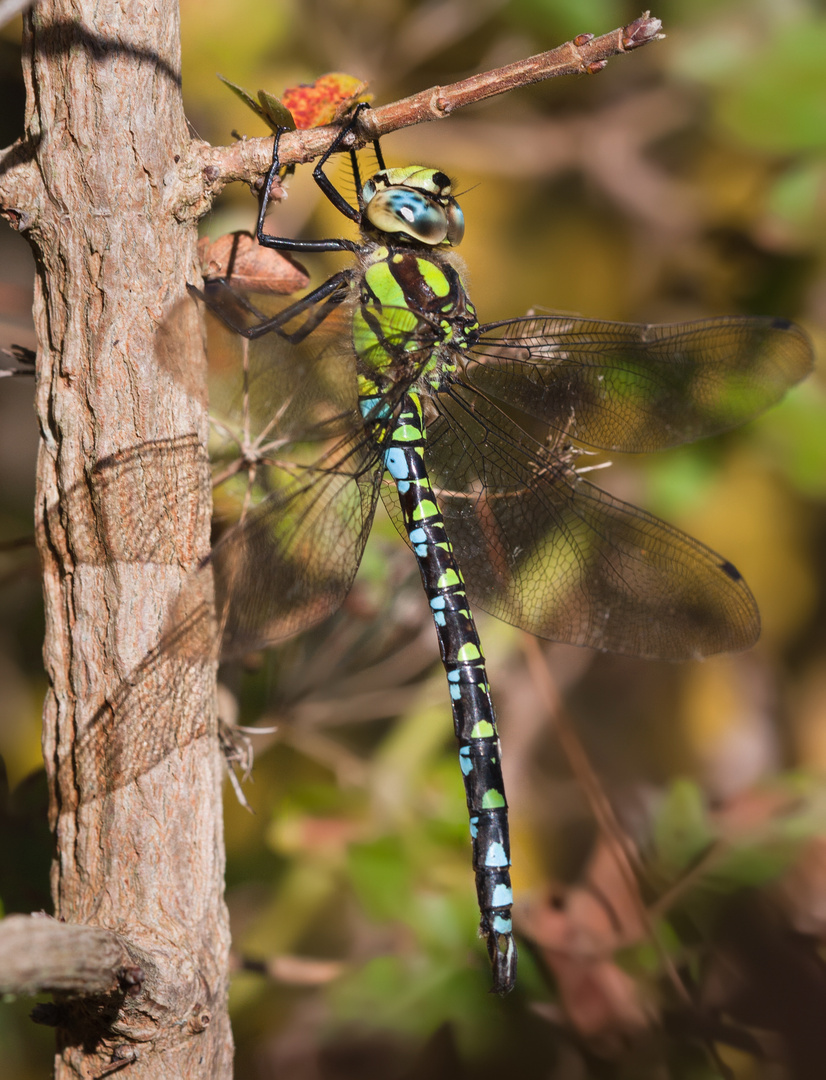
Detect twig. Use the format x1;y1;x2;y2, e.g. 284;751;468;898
198;13;664;194
237;952;344;986
365;13;664;135
0;534;35;551
0;914;142;997
1;344;37;375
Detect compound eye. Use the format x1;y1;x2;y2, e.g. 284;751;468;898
364;187;449;245
445;202;465;246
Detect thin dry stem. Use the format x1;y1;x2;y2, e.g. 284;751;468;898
196;13;663;198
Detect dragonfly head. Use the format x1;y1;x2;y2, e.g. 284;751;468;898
361;167;465;247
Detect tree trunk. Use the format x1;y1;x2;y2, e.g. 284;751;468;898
0;1;232;1075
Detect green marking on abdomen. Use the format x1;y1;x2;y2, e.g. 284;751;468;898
412;499;440;522
482;790;506;810
457;641;481;661
436;568;461;589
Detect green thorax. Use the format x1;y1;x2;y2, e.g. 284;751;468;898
353;243;478;398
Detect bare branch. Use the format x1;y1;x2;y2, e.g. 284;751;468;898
236;952;345;987
0;915;141;997
364;13;664;135
194;13;664;200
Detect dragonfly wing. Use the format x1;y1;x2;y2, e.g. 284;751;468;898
211;432;383;657
468;315;813;452
415;383;759;659
207;304;361;456
192;284;387;656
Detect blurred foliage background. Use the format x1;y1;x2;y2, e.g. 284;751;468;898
1;0;826;1077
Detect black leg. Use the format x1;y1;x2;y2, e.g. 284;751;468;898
256;103;384;256
310;101;373;221
189;270;352;344
256;128;359;255
343;107;384;190
372;127;386;172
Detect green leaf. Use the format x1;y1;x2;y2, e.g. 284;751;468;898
257;90;296;132
217;74;259;114
722;22;826;151
653;779;714;877
348;835;413;922
218;74;296;132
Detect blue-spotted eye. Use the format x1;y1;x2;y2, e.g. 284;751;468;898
362;172;464;247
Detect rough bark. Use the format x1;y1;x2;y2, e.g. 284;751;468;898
0;2;232;1075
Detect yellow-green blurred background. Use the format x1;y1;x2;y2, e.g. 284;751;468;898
1;1;825;1076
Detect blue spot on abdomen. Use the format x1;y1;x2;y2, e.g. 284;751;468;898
384;447;410;479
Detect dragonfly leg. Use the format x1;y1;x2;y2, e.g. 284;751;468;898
310;101;379;220
189;269;351;344
256;127;359;255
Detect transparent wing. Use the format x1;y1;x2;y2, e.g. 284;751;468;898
382;381;759;660
204;297;444;658
467;315;813;452
205;299;362;466
212;431;383;656
191;288;385;656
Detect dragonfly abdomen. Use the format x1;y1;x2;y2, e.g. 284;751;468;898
381;392;517;993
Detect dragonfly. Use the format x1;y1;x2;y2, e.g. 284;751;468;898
195;104;812;994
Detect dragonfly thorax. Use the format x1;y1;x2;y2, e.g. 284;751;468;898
362;166;465;247
353;245;478;391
